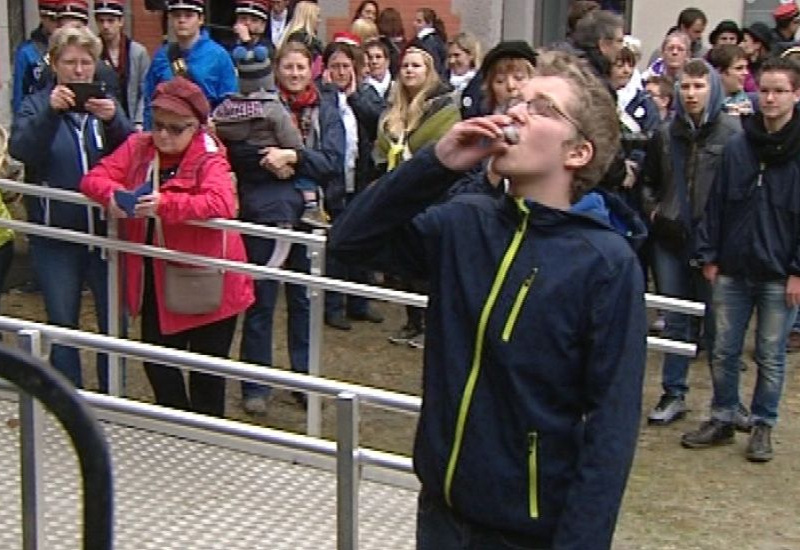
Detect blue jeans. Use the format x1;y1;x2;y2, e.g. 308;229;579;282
651;242;713;397
710;275;796;427
416;489;551;550
324;253;370;319
240;235;309;399
29;236;108;390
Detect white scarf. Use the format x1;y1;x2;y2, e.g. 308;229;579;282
450;70;475;93
366;71;392;98
338;91;359;193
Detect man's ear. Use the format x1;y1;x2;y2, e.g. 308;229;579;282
564;140;593;170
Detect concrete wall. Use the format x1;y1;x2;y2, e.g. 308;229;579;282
631;0;745;68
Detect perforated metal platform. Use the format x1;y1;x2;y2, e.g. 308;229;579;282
0;398;417;549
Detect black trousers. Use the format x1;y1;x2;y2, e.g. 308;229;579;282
140;258;237;417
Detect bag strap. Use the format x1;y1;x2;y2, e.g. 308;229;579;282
152;153;227;265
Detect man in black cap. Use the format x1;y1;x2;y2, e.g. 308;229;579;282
95;0;151;128
143;0;238;129
709;20;743;48
742;22;773;92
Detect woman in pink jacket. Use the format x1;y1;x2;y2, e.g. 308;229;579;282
81;77;254;417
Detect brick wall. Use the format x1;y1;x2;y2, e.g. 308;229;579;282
130;0;166;56
127;0;462;54
325;0;461;44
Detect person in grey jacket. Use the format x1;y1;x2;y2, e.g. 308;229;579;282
95;0;151;128
641;59;741;426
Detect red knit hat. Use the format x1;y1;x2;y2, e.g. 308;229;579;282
57;0;89;22
235;0;270;20
332;31;362;47
151;77;210;124
774;3;800;22
95;0;126;17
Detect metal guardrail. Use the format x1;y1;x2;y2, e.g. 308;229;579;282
0;177;708;550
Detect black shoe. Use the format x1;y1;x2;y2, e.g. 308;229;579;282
681;419;735;449
734;403;752;433
745;424;773;462
388;324;421;345
348;307;384;323
325;314;352;331
647;394;687;425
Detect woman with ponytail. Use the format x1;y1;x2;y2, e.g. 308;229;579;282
413;7;448;79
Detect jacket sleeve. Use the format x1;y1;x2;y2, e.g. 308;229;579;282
80;135;137;206
157;153;236;223
328;145;463;279
272;104;304;149
9;93;60;167
294;95;345;184
12;44;30;115
131;44;151;126
640;128;664;220
348;85;385;142
212;54;239;106
694;148;729;265
104;105;135;151
552;253;647;550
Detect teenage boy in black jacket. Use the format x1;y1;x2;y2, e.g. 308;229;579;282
685;57;800;463
329;50;647;550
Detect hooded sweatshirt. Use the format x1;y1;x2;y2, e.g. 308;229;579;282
642;62;741;249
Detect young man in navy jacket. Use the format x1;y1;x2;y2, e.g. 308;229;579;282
685;57;800;462
329;51;647;550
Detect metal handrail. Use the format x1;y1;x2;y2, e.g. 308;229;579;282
0;315;422;414
0;217;429;308
0;177;326;246
0;177;706;317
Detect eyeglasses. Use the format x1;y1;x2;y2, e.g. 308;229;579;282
504;95;589;142
152;120;197;136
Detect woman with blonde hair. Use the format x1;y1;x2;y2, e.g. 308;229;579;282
447;31;481;93
375;41;460;348
351;17;379;45
9;25;132;390
280;0;324;77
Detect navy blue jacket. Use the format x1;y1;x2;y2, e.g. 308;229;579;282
329;146;647;548
9;87;132;232
227;84;344;225
696;132;800;281
12;25;48;114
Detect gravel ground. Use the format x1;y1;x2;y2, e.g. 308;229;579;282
2;288;799;550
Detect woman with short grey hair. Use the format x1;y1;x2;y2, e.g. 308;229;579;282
9;25;132;391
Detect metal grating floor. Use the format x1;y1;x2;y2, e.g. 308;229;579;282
0;398;417;550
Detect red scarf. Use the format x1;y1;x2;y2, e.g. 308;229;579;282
279;84;319;142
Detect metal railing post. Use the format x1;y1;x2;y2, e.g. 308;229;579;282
106;216;123;396
17;329;45;550
307;230;326;436
336;391;360;550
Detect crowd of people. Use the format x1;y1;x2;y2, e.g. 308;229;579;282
5;0;800;547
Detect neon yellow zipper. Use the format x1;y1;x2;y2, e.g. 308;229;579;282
501;268;538;342
528;432;539;519
444;197;530;506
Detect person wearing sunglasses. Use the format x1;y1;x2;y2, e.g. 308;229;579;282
330;50;647;549
80;77;254;417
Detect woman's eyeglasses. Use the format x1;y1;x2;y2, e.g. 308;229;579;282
504;95;589;142
152;120;197;136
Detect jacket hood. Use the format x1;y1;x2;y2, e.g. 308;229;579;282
512;189;647;251
674;61;725;131
569;189;648;250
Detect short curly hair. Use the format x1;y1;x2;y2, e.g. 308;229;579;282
534;50;620;200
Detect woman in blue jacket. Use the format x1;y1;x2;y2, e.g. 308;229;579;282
9;26;132;390
226;41;345;414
